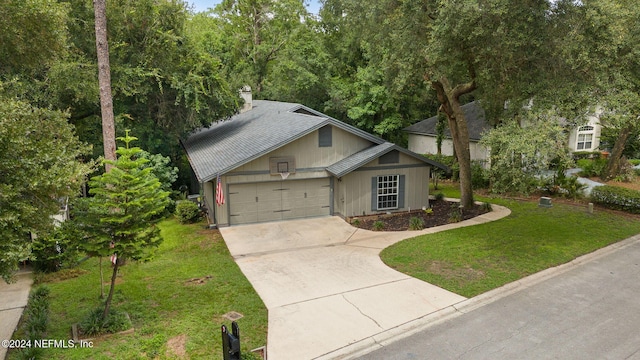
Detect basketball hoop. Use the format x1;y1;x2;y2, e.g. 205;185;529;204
280;172;290;180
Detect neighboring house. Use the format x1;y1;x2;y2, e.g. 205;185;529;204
182;94;446;226
405;101;602;162
404;101;491;163
567;111;602;152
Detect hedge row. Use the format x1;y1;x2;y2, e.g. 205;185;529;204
591;185;640;214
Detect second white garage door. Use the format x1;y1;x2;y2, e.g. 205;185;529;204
228;178;331;225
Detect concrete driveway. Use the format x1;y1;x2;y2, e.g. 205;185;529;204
220;205;509;360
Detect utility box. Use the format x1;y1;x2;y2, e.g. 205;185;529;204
538;197;552;208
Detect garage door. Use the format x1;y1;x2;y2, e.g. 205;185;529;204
228;178;331;225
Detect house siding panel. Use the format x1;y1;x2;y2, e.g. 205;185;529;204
340;153;430;218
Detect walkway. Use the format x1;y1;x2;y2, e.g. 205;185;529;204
0;269;33;360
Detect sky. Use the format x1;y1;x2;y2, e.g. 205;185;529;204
189;0;323;15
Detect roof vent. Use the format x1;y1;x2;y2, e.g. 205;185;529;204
293;107;319;117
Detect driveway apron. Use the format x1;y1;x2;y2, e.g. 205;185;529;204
220;206;509;360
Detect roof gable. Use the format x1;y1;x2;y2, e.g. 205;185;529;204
404;101;490;141
327;143;448;178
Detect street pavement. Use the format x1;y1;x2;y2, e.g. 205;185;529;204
0;269;33;360
358;234;640;360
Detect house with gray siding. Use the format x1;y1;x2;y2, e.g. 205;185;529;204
182;95;446;226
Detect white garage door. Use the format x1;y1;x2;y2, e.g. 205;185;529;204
228;178;331;225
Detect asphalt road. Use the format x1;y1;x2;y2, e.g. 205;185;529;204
360;237;640;360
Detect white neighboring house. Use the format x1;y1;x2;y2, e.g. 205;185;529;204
405;101;603;162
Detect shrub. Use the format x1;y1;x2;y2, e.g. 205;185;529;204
591;185;640;214
16;285;50;359
448;203;462;223
481;202;492;212
80;306;132;336
175;200;202;224
424;208;434;215
435;192;445;201
629;159;640;166
470;161;490;189
31;223;80;273
573;151;602;161
577;158;607;178
558;175;587;199
408;217;424;230
372;220;385;231
351;218;361;227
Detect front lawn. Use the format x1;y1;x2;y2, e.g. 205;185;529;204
381;183;640;297
16;218;267;360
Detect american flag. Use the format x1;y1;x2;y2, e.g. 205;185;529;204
216;174;225;206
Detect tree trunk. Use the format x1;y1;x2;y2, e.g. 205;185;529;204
103;257;119;320
602;125;633;181
93;0;117;172
431;76;476;209
99;257;104;299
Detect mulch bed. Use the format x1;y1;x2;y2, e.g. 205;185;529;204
347;199;490;231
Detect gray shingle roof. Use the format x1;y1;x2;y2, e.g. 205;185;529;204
326;143;396;178
183;100;448;182
404;101;490;141
184;100;384;182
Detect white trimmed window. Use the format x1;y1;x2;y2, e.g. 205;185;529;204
576;125;594;150
377;175;399;210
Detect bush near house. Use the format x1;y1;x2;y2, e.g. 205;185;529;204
175;201;203;224
591;186;640;214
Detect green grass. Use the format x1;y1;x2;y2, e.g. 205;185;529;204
16;218;267;360
381;182;640;297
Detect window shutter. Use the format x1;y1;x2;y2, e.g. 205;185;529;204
371;177;377;211
398;175;405;208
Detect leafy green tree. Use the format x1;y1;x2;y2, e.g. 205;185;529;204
0;0;69;75
322;0;557;207
87;132;170;319
550;0;640;180
480;111;574;195
212;0;311;97
0;96;91;282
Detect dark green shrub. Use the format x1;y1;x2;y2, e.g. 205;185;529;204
558;175;587;199
470;161;490;189
573;151;602;161
481;202;492;212
31;223;80;273
80;307;132;336
435;192;445;201
591;185;640;214
408;217;424;230
16;285;50;359
175;200;202;224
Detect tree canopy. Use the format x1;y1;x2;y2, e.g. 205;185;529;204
0;96;92;281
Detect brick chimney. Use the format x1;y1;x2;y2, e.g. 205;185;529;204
239;86;252;113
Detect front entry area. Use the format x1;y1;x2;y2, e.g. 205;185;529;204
227;178;330;225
